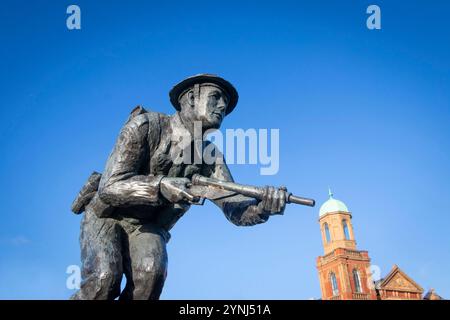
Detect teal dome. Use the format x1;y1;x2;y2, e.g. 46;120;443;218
319;189;349;217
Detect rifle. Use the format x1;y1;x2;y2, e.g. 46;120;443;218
185;174;315;207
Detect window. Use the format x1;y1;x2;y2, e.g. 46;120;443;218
324;223;331;243
343;220;350;240
330;272;339;296
353;269;362;293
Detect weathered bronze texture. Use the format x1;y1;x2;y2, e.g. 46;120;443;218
70;74;313;300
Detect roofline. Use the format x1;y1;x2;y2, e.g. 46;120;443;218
318;211;352;221
379;265;424;293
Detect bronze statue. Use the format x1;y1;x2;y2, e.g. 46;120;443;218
70;74;314;300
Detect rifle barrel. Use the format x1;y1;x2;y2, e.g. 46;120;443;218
287;194;315;207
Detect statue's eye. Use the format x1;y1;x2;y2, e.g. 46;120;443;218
210;92;220;100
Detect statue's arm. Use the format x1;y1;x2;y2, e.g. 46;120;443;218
98;115;164;207
206;159;270;227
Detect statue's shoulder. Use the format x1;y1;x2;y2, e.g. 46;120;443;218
126;105;163;123
123;105;169;130
122;106;171;149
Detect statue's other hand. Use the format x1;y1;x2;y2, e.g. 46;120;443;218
160;177;195;204
256;186;286;215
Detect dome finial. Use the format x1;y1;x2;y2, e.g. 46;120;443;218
319;188;349;217
328;186;334;199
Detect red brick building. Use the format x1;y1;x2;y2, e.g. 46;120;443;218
374;264;423;300
316;190;443;300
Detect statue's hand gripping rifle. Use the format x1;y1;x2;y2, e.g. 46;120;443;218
185;174;315;208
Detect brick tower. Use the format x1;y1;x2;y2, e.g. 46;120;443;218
316;189;377;300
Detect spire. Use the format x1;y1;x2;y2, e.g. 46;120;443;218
328;187;334;199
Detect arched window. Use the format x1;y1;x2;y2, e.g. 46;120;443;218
343;220;350;240
330;272;339;296
352;269;362;293
324;223;331;243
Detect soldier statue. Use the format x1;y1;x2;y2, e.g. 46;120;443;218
70;74;288;300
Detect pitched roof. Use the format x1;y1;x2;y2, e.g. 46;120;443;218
423;288;444;300
377;265;424;293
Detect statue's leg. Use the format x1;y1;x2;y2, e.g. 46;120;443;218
70;209;123;300
119;222;168;300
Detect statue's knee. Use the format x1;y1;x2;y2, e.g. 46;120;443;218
92;267;122;298
73;267;122;300
98;268;122;285
134;257;167;283
131;259;166;300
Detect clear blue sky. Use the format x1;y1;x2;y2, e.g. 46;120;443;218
0;0;449;299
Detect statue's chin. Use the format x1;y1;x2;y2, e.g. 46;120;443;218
204;123;221;131
201;118;222;131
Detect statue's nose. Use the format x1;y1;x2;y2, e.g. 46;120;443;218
217;102;226;112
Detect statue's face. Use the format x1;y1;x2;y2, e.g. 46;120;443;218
182;84;229;130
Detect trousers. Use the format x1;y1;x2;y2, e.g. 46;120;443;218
70;207;169;300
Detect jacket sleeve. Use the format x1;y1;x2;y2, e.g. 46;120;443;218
98;113;165;207
203;145;270;226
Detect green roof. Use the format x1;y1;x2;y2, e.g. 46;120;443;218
319;188;349;216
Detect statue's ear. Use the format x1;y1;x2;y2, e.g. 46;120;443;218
187;90;195;107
